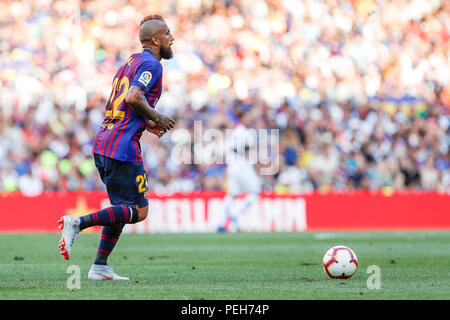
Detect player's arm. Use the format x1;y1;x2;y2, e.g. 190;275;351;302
127;61;175;131
125;85;175;132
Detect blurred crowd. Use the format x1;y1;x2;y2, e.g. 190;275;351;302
0;0;449;196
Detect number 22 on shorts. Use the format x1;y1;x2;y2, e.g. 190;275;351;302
136;173;148;193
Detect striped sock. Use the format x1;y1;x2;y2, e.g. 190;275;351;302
94;225;123;265
79;205;138;231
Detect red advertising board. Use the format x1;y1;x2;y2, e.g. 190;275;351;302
0;191;449;233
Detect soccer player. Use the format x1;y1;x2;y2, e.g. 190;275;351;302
57;15;175;280
218;110;262;232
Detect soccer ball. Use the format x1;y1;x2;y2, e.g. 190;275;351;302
323;246;358;279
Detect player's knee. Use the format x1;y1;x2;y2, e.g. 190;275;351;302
137;206;149;222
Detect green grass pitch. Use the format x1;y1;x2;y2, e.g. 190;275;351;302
0;231;449;299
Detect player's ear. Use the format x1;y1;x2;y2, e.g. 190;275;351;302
151;35;160;46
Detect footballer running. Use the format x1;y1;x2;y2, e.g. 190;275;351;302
57;15;175;280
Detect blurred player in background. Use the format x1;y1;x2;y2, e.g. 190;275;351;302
218;109;262;232
58;15;175;280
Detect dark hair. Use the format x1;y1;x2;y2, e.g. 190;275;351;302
140;14;165;26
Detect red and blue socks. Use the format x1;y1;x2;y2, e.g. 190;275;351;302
94;225;123;265
79;205;138;230
78;205;139;266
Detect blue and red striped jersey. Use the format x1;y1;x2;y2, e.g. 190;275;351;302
92;49;163;162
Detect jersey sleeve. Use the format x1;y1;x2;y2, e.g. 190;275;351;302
130;60;162;95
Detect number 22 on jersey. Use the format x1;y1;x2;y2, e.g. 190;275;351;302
105;76;129;122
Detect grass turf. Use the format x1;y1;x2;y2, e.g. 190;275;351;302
0;231;449;300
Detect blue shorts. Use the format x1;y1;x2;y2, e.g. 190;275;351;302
94;154;149;208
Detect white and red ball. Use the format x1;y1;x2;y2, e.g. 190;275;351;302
323;246;358;279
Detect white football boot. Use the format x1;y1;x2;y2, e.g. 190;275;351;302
57;216;81;260
88;264;129;280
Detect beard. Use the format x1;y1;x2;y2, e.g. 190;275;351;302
160;45;173;60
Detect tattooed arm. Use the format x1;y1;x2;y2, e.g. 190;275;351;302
125;85;175;132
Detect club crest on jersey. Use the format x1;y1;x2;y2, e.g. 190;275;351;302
138;71;152;86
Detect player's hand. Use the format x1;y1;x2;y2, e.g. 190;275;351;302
146;121;166;138
155;114;175;132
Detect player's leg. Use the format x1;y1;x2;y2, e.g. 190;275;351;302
218;194;237;232
218;165;241;232
58;156;123;260
87;206;148;280
86;224;127;280
91;204;148;263
69;192;149;232
136;204;149;221
78;204;139;230
58;155;147;263
228;165;261;231
229;192;259;231
93;224;124;266
87;157;149;280
58;204;140;260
